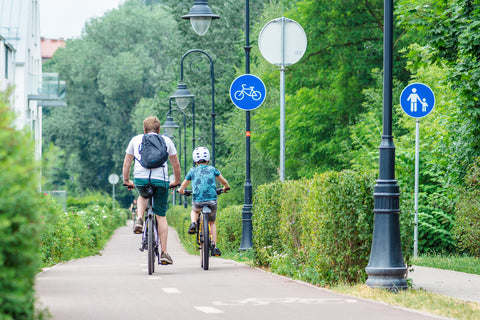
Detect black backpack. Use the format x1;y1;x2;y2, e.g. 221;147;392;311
136;134;168;169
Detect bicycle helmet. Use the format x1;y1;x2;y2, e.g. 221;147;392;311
192;147;210;163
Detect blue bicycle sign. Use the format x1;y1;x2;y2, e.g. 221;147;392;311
234;84;262;101
230;74;266;110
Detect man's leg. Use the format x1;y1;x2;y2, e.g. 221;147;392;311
134;195;147;233
137;195;147;220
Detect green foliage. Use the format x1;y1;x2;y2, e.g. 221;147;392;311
167;204;243;256
253;171;413;286
40;194;127;267
0;90;42;319
454;158;480;257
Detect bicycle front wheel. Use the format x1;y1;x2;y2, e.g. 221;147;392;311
201;213;210;270
147;212;155;275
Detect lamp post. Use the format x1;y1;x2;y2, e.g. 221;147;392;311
163;108;188;208
172;49;216;167
170;85;196;162
182;0;252;250
182;0;220;36
365;0;407;291
239;0;253;250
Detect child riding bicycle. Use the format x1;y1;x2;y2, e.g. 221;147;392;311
178;147;230;256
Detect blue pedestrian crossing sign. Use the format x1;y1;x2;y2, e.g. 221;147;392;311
400;83;435;118
230;74;266;111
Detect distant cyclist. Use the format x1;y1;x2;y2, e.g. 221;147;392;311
178;147;230;256
129;198;137;223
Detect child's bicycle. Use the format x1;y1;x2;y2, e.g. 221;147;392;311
124;183;163;275
181;188;228;270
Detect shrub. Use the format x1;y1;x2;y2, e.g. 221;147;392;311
40;194;127;267
0;90;42;320
454;158;480;257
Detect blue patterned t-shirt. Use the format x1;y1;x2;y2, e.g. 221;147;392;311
185;165;221;202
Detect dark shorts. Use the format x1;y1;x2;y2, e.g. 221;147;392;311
134;179;169;217
192;200;217;222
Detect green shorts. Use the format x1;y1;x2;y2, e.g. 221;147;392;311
134;179;169;217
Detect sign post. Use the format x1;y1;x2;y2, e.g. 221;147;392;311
108;174;119;210
258;17;307;181
400;83;435;258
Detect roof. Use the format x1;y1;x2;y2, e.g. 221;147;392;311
41;37;65;59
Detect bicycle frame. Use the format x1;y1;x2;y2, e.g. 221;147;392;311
196;206;212;270
140;187;160;275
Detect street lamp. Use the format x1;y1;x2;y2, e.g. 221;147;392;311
173;49;216;167
239;0;253;251
365;0;407;291
162;110;188;208
182;0;220;36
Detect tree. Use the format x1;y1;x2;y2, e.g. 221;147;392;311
43;0;179;194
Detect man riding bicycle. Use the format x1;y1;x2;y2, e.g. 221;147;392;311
122;116;181;265
178;147;230;256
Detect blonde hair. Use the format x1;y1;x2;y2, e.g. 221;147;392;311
143;116;161;133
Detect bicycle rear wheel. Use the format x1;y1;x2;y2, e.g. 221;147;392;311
147;211;155;275
201;212;210;270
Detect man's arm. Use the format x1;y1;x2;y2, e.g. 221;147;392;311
169;154;181;187
123;153;135;188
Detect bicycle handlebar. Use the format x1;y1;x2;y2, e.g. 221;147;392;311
179;187;230;197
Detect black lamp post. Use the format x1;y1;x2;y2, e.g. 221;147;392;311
163;108;188;208
364;0;407;291
239;0;253;250
172;49;216;167
170;88;196;164
182;0;220;36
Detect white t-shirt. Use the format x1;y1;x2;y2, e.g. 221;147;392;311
126;133;177;181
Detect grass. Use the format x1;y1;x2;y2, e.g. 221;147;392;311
412;254;480;275
332;284;480;320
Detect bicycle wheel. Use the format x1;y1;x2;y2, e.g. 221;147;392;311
147;211;155;275
201;212;210;270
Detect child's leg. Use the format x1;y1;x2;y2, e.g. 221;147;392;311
190;209;199;223
209;221;217;245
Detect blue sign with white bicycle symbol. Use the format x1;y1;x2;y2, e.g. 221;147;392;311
400;83;435;118
230;74;266;111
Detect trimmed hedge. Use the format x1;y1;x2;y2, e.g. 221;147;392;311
253;170;413;286
454;158;480;257
0;91;42;320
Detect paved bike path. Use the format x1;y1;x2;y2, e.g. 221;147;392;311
36;222;447;320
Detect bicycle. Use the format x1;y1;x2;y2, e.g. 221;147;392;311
234;84;262;101
124;183;162;275
181;188;228;270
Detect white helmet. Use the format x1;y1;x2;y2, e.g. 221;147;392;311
192;147;210;163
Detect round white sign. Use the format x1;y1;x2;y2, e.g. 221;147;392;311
258;17;307;67
108;174;119;185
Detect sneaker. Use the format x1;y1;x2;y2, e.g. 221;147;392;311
188;222;197;234
134;218;143;233
160;252;173;265
211;246;222;257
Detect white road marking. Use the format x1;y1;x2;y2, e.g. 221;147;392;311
162;288;181;293
194;306;224;314
148;276;162;280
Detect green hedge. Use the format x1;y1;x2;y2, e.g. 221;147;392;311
0;91;42;320
454;158;480;257
253;170;413;286
40;193;127;267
